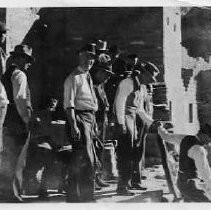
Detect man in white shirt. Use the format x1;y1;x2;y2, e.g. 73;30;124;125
64;43;98;202
0;21;9;163
158;123;211;202
0;44;33;202
114;61;159;195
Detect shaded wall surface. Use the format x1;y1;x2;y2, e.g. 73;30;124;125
181;7;211;129
21;7;163;113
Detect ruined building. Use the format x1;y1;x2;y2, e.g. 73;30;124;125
0;7;211;133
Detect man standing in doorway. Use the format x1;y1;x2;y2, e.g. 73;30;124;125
64;43;98;202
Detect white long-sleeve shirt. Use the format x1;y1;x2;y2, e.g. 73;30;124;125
114;77;153;127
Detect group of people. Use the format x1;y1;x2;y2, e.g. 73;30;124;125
0;20;211;203
63;40;161;201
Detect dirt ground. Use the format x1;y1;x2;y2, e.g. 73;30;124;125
21;164;179;203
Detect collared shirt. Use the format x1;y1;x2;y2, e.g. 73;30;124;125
114;77;153;127
11;69;32;123
64;66;98;111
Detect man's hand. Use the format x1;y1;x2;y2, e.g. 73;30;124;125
118;124;127;135
158;125;167;137
71;124;81;140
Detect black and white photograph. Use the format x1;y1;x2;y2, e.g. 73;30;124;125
0;0;211;206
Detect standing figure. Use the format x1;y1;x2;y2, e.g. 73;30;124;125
90;55;114;189
64;43;98;202
114;61;159;195
0;44;34;202
130;61;159;189
0;21;9;166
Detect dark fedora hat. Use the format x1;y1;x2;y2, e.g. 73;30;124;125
0;21;7;33
10;44;34;62
79;43;96;57
94;53;114;75
127;54;138;60
140;61;160;82
108;45;122;56
95;62;114;75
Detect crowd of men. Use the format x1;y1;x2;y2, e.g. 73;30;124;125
0;21;211;203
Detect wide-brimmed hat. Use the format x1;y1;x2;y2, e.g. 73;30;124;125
127;54;138;60
94;62;114;75
10;44;34;62
0;21;7;33
108;45;122;57
79;43;96;57
94;53;114;75
139;61;160;82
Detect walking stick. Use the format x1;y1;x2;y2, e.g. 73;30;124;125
156;134;180;200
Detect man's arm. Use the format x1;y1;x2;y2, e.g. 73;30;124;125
144;85;153;116
188;145;211;189
12;70;32;124
63;75;80;139
158;126;186;145
136;85;154;127
114;79;131;127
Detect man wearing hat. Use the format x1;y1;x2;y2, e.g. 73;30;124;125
158;123;211;202
90;54;114;189
64;43;98;202
113;60;159;195
0;44;34;202
0;21;9;166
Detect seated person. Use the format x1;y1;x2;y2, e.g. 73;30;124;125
23;98;70;197
158;123;211;202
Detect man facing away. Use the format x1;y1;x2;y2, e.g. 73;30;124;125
63;43;98;202
158;123;211;202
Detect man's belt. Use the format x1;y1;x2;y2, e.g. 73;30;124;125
75;109;96;114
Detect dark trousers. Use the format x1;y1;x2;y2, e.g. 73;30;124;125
116;112;146;189
177;174;211;202
131;120;147;185
66;111;95;202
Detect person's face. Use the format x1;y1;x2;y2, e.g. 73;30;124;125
139;70;156;85
95;69;111;84
17;56;32;71
49;98;58;110
79;51;95;71
0;32;6;44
